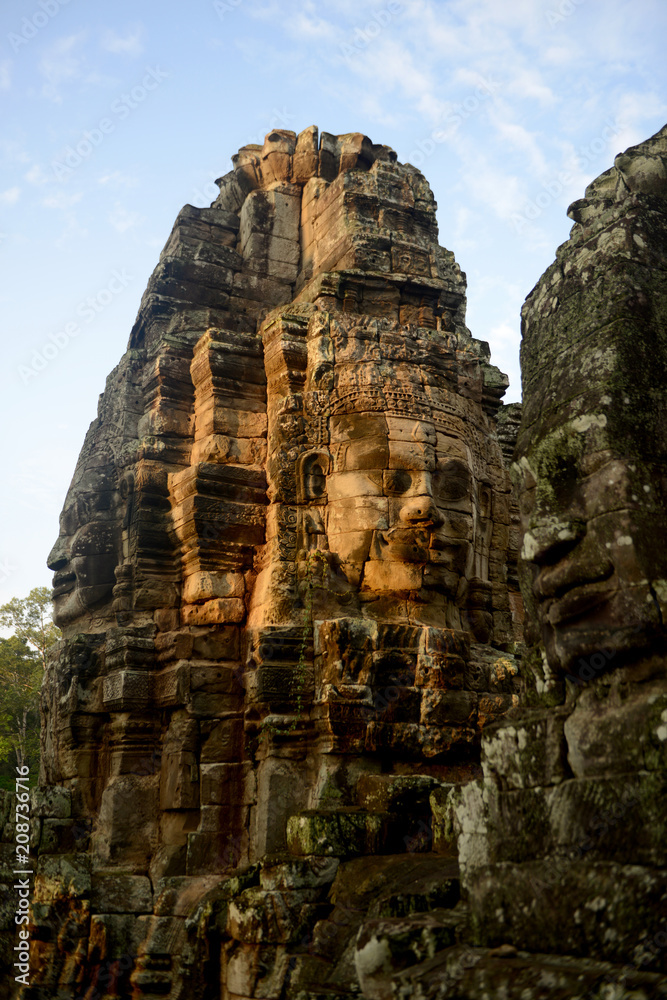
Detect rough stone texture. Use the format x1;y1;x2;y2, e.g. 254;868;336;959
6;128;523;1000
7;123;667;999
448;122;667;996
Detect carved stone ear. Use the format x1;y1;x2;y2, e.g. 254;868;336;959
119;472;135;529
296;450;331;503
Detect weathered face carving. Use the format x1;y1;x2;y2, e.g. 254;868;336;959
325;413;476;602
517;414;666;673
47;456;120;627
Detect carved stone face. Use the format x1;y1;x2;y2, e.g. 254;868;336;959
326;412;476;605
517;415;666;673
47;456;120;627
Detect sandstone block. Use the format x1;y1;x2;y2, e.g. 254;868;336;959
90;874;153;914
30;785;72;819
286;810;387;858
481;710;570;790
200;762;255;807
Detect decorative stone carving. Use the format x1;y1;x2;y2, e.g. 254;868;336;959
15;127;527;999
445;122;667;991
516;126;667;679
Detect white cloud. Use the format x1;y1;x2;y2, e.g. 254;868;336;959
101;26;144;57
613;92;667;150
39;32;87;103
42;191;83;210
488;114;549;177
108;202;143;234
0;187;20;206
98;171;138;188
26;164;50;186
55;215;89;248
288;11;337;40
505;68;556;106
489;320;521;349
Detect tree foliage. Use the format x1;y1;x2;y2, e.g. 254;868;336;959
0;586;60;670
0;587;60;772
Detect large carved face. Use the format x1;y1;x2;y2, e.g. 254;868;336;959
517;414;667;673
47;453;121;627
326;412;479;608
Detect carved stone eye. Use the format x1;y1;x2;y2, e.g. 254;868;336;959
385;470;412;495
433;460;471;502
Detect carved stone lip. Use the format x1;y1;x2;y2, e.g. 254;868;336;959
534;559;614;602
52;571;76;598
375;526;434;562
542;579;616;626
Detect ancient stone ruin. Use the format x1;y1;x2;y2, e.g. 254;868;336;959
1;123;666;999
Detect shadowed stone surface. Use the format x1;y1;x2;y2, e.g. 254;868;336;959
3;128;523;1000
448;122;667;997
3;122;666;1000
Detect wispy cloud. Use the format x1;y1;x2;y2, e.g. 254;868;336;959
613;91;667;149
55;215;89;248
26;164;50;186
39;32;87;103
108;201;143;233
101;25;144;57
0;187;21;206
42;190;83;210
98;170;138;188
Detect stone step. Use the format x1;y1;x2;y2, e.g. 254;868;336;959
354;773;440;812
391;944;667;1000
465;860;667;971
355;906;468;1000
286;808;390;858
288;855;463;998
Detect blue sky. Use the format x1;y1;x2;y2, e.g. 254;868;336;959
1;0;666;608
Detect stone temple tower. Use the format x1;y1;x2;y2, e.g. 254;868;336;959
6;128;528;999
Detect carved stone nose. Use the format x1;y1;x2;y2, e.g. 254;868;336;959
399;496;443;526
522;518;586;565
47;535;69;572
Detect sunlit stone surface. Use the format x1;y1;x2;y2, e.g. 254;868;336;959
4;123;665;1000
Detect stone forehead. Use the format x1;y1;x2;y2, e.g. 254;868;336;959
313;319;482;419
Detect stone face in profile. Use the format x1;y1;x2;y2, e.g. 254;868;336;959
517;123;667;675
47;451;120;626
31;127;523;999
446;124;667;984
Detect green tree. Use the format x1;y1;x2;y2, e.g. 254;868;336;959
0;587;60;774
0;586;60;670
0;635;42;770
